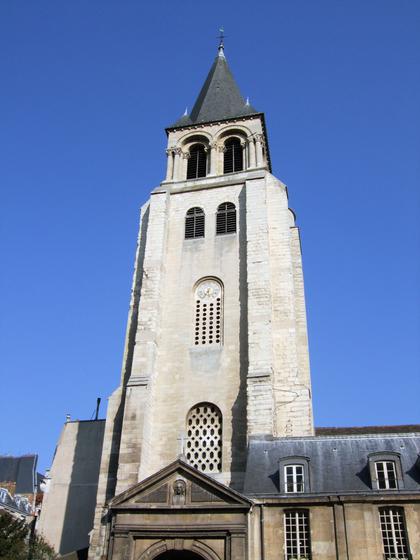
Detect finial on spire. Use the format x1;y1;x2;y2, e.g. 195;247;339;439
183;107;188;116
218;27;225;57
245;97;250;106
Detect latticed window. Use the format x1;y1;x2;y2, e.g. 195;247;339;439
284;510;311;560
185;403;222;473
379;507;410;559
194;279;222;346
185;207;205;239
285;465;305;493
216;202;236;235
223;137;243;173
187;144;207;179
375;461;398;490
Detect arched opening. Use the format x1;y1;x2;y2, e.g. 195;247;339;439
187;144;207;179
155;552;205;560
223;137;243;173
185;207;205;239
216;202;236;235
186;402;222;472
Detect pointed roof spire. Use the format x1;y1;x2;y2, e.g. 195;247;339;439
169;34;258;129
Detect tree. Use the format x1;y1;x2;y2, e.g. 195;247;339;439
0;511;57;560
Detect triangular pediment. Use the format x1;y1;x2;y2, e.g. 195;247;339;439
110;459;251;509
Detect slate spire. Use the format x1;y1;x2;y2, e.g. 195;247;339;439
169;46;258;128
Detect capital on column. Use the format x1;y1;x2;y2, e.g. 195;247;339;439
165;148;175;181
247;137;256;168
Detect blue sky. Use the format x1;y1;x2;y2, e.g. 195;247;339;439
1;1;419;474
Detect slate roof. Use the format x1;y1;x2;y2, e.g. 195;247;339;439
0;455;38;494
169;47;258;129
244;433;420;496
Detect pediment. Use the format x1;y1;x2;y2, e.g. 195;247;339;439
110;459;251;509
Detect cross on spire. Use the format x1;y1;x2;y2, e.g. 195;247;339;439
218;27;226;56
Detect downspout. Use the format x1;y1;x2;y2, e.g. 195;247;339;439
339;496;350;560
259;505;265;560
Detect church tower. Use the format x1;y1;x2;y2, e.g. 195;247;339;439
89;42;314;558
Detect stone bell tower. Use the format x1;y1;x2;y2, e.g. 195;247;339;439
89;41;314;559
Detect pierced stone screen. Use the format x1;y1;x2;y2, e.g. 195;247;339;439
194;279;222;346
186;403;222;473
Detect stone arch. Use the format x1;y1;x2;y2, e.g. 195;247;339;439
177;134;210;179
178;132;212;149
138;539;220;560
214;123;252;141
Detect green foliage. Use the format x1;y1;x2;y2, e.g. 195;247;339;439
0;511;28;560
28;534;58;560
0;511;57;560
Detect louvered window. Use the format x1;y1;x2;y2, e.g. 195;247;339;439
185;207;205;239
379;507;410;559
284;510;311;560
223;137;243;173
186;403;222;473
216;202;236;235
187;144;207;179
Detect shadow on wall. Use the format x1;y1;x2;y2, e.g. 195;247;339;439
229;186;248;486
59;421;105;556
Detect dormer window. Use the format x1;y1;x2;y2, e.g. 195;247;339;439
279;456;310;494
187;144;207;179
368;452;404;490
223;137;243;173
375;461;397;490
284;464;305;493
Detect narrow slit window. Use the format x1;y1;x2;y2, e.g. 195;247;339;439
284;510;311;560
187;144;207;179
185;207;205;239
194;279;223;346
379;507;410;559
375;461;398;490
216;202;236;235
223;137;243;173
284;465;305;493
185;403;222;473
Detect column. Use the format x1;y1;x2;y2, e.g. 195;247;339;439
255;134;264;167
173;148;182;181
209;142;217;175
165;148;174;181
240;140;247;169
248;138;256;168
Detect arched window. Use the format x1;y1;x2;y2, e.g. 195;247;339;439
186;403;222;473
194;278;223;345
185;207;205;239
223;137;243;173
187;144;207;179
216;202;236;235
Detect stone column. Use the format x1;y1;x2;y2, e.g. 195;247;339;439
209;142;217;175
182;150;191;179
248;138;256;168
165;148;174;181
241;140;247;170
255;134;264;167
173;148;182;181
